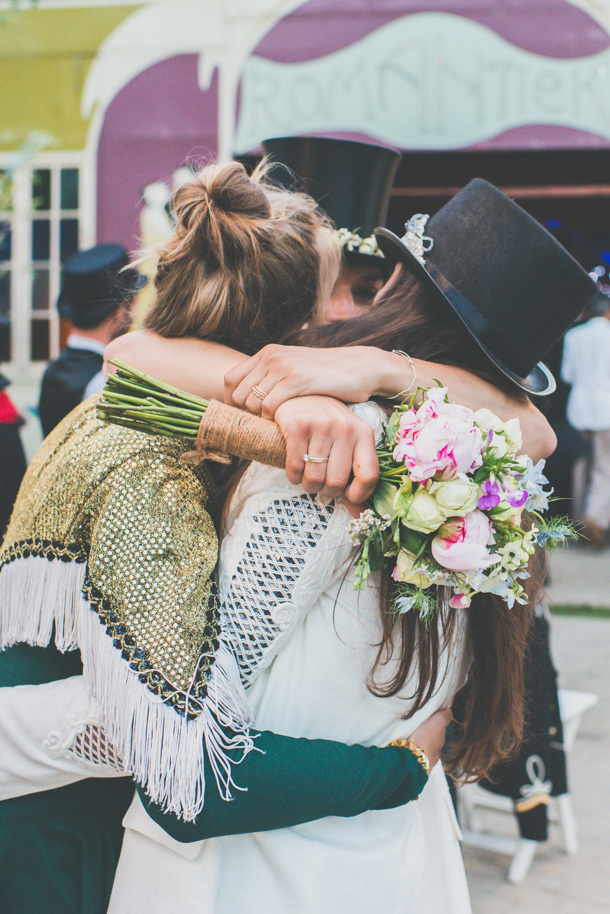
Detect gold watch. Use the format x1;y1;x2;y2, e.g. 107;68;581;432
388;738;431;777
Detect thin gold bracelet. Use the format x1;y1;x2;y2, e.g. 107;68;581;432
387;350;417;400
388;738;430;777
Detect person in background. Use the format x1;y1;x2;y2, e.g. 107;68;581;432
38;243;145;438
262;136;400;322
561;291;610;548
0;316;26;536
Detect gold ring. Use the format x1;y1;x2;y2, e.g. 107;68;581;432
252;385;269;401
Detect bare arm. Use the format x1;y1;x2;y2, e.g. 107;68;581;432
226;345;557;461
104;331;243;402
105;334;556;463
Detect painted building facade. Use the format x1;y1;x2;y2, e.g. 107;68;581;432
1;0;610;375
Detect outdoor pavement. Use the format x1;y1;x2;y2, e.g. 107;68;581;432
465;546;610;913
547;544;609;608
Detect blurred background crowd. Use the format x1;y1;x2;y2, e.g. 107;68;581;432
0;1;609;910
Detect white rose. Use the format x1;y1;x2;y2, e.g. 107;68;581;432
502;418;522;454
474;408;504;434
403;489;447;534
394;550;433;588
430;477;480;516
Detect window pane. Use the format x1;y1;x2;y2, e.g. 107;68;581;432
60;218;79;261
0;222;11;261
60;168;79;210
33;169;51;211
31;317;50;361
32;268;50;312
32;219;50;260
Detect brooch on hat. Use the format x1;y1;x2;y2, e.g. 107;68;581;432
401;214;433;266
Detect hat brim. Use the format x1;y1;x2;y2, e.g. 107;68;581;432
374;227;556;397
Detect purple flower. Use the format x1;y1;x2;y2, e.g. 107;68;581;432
478;479;501;510
506;489;528;508
487;429;494;443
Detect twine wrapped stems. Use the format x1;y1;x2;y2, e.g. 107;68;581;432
97;360;287;468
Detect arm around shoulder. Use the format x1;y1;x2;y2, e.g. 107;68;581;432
104;330;243;402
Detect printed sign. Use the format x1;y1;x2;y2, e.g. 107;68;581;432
235;12;610;151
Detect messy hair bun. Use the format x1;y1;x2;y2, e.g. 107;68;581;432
144;160;339;352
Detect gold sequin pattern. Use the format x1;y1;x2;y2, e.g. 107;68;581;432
1;398;219;715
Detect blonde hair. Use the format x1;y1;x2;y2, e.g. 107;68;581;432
144;160;340;352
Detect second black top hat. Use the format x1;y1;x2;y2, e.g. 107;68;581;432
375;179;597;396
262;136;401;268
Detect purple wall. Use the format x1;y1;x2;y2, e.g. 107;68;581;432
254;0;610;63
97;55;218;250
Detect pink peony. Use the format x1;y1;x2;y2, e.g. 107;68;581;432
393;390;484;483
431;510;500;572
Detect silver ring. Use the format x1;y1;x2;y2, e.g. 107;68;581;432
251;385;269;401
303;453;329;464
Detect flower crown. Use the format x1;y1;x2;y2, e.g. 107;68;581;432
335;227;384;258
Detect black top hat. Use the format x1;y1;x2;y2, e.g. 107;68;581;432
375;179;597;396
261;136;401;271
57;243;146;329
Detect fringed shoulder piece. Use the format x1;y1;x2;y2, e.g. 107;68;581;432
0;399;253;820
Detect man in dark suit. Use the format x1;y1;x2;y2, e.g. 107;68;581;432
38;244;145;438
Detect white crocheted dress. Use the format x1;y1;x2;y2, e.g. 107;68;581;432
111;404;473;914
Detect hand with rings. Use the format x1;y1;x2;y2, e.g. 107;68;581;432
273;395;378;502
225;343;391;420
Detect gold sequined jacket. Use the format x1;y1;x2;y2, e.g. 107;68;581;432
0;398;252;820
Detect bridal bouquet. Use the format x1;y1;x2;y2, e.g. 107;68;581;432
99;364;573;622
348;386;574;620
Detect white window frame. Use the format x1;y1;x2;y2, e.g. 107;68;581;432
0;150;93;377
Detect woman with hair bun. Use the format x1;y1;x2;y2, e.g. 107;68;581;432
0;160;441;914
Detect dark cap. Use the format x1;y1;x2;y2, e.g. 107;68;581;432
57;243;146;329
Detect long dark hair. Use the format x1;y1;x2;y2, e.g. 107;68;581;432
292;267;539;780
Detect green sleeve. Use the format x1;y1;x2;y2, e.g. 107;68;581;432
138;728;427;842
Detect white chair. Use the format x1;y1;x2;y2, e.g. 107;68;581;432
458;688;598;883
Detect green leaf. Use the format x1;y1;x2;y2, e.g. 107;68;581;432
368;544;387;572
399;526;426;555
384;411;400;446
473;466;491;483
373;480;399;518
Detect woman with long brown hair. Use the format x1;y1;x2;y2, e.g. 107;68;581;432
0;160;450;914
107;180;595;913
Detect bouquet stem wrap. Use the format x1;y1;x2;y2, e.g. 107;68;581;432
186;399;287;469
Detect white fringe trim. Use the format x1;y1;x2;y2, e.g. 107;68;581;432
0;555;254;821
0;555;82;652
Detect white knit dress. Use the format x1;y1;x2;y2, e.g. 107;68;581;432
110;405;473;914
